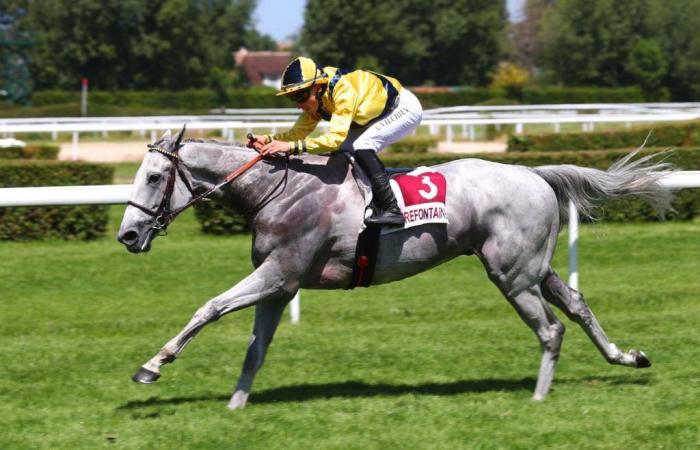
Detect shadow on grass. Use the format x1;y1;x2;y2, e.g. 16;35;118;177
118;374;651;411
118;377;535;410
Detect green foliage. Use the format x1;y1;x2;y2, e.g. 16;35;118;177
415;86;643;108
0;143;59;159
0;87;288;116
627;39;669;101
11;0;272;92
0;161;113;240
0;85;646;118
646;0;700;100
539;0;653;87
507;121;700;152
1;210;699;449
193;201;250;235
491;62;530;101
537;0;700;101
521;86;644;104
415;87;506;107
0;5;33;104
300;0;506;86
386;135;437;154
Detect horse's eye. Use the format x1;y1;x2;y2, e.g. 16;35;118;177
147;173;162;184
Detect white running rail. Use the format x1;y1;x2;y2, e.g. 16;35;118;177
3;103;700;159
0;182;301;323
2;171;697;314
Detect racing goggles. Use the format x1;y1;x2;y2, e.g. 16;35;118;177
287;87;312;103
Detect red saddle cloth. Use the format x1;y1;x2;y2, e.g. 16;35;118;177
390;167;448;228
348;167;449;290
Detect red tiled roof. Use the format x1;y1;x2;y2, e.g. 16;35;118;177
234;48;293;85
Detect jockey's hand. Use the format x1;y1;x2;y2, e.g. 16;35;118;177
260;140;292;156
246;134;266;152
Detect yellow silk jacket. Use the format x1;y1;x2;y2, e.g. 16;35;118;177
271;67;403;153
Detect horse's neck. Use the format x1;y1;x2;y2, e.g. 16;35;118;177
179;142;282;212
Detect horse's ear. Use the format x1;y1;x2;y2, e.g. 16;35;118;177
159;129;172;143
172;124;186;151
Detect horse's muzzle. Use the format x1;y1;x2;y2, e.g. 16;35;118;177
117;228;151;253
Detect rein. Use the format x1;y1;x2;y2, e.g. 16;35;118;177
127;143;263;234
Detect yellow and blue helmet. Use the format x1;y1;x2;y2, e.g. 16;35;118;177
276;56;328;97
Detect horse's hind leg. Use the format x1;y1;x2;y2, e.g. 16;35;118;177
540;269;651;368
228;295;291;410
500;285;566;400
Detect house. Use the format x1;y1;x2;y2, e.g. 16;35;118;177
233;47;293;89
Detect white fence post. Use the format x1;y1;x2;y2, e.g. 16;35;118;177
568;200;579;290
71;132;79;161
290;291;300;324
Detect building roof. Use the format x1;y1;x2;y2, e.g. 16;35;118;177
234;47;293;85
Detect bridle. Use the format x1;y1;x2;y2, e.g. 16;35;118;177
127;140;264;235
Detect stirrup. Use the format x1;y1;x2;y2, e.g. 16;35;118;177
365;209;405;226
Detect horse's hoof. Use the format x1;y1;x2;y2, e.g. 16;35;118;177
631;350;651;368
227;391;249;410
132;367;160;384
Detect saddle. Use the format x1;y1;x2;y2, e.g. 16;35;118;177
347;160;448;289
347;165;412;289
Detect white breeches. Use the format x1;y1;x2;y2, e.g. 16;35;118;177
340;88;423;154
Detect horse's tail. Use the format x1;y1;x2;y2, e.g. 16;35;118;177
530;149;675;223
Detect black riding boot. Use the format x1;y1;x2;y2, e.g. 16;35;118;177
354;149;405;226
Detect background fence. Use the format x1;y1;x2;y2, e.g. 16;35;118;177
4;103;700;159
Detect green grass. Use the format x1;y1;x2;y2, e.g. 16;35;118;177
1;209;699;449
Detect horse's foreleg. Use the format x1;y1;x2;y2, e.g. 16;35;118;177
132;261;293;384
228;294;292;410
540;269;651;368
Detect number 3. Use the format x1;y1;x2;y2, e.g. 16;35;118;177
418;175;438;200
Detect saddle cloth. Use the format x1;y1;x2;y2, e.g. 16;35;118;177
347;163;449;289
388;167;449;230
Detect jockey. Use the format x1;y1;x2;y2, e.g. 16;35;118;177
248;56;423;226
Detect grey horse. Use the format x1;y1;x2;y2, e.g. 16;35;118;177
117;128;673;408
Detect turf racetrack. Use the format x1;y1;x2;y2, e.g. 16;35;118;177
1;208;698;449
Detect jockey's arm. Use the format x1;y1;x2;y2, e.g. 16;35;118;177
279;83;358;154
269;114;318;146
260;83;358;155
251;113;318;154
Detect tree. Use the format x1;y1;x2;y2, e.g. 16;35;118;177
11;0;272;91
538;0;654;86
626;39;668;101
299;0;506;86
645;0;700;100
504;0;555;74
0;2;33;103
536;0;700;100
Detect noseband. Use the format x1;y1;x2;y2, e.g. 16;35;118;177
127;143;265;234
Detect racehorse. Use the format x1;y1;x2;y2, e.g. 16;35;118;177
117;127;673;409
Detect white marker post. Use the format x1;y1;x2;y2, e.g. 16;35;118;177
568;200;579;291
290;291;300;324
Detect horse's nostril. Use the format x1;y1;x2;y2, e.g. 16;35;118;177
119;230;139;245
